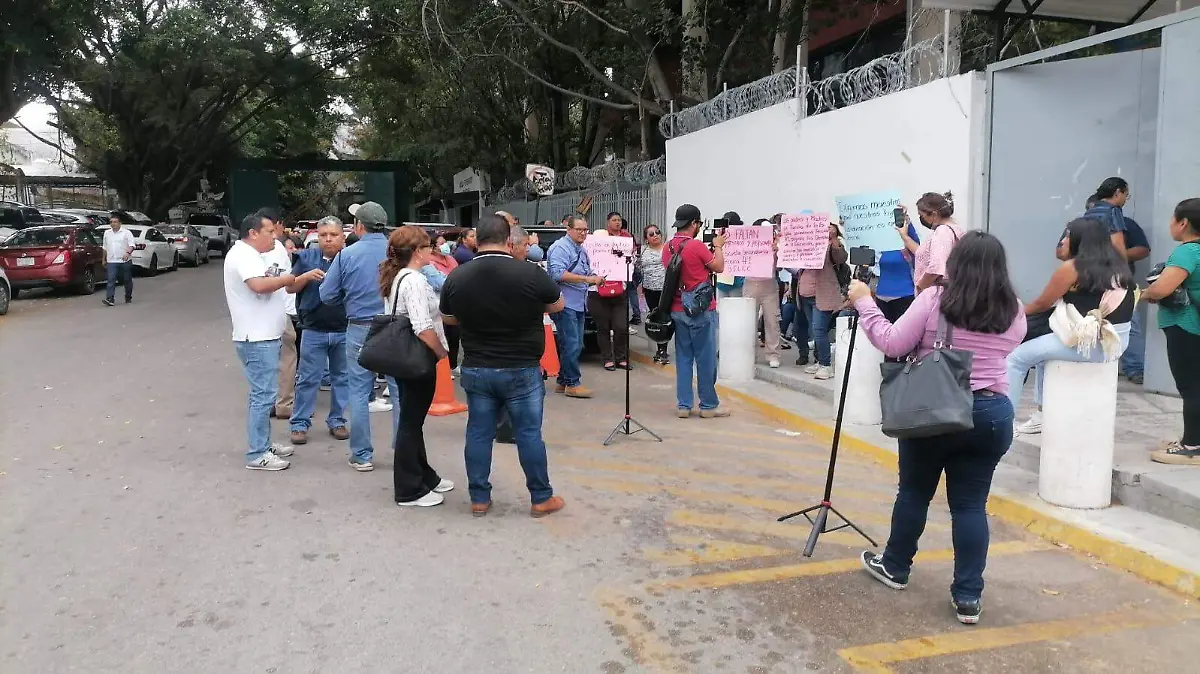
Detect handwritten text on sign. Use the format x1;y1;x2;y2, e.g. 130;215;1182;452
582;235;634;282
778;214;830;269
835;189;904;253
723;226;775;278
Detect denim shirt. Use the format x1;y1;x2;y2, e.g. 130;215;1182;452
1082;201;1127;234
547;235;591;311
319;232;388;321
421;264;447;293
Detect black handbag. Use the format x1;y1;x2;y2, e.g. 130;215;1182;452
1023;308;1054;343
879;313;975;439
357;270;438;381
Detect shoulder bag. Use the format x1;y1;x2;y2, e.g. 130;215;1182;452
879;312;975;439
357;270;438;381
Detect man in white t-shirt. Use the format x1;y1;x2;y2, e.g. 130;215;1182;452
256;209;300;418
224;212;320;471
102;214;136;306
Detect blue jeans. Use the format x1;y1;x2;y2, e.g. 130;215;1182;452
1006;322;1130;407
671;310;719;410
233;339;281;462
808;304;833;366
780;301;796;337
1120;308;1145;377
883;393;1014;602
290;329;348;432
628;283;642;321
460;367;554;505
345;323;401;464
105;261;132;302
551;308;585;388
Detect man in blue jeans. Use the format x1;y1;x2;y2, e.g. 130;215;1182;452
1119;216;1152;384
287;216;350;445
441;213;567;518
223;212;300;471
319;202;400;472
101;214;135;306
546;215;603;398
664;204;729;418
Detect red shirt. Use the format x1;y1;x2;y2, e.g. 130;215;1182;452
663;234;715;313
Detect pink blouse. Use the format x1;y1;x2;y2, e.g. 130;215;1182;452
913;223;963;281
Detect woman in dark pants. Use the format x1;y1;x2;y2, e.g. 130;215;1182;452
847;232;1027;625
590;212;634;370
639;225;670;363
379;226;454;507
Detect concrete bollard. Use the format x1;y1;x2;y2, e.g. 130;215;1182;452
834;314;885;425
1039;360;1119;509
717;297;756;382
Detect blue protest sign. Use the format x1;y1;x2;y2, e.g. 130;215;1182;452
835;190;905;253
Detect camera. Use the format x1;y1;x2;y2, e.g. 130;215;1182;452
848;246;877;284
703;218;729;245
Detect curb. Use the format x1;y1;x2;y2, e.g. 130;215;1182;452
628;349;1200;600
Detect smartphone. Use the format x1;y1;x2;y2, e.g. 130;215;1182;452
713;218;729;229
892;208;905;228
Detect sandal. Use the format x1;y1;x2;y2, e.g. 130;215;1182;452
617;361;632;370
604;362;617;371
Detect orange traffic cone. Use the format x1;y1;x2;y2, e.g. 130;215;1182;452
428;357;467;416
540;314;560;379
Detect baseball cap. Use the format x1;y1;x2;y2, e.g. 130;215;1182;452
352;201;388;227
673;204;702;229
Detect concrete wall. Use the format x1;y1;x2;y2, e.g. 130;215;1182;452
666;73;984;230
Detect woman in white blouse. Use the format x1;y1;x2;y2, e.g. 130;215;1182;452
379;226;454;508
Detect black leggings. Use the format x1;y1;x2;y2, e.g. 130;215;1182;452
589;293;629;363
1164;326;1200;446
394;373;442;502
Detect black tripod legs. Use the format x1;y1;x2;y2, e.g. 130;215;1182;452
603;415;663;446
778;502;879;557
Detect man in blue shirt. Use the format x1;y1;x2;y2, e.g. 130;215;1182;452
1078;176;1130;259
547;215;604;398
319;201;400;471
288;217;350;446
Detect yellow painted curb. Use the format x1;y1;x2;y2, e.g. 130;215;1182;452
628;348;1200;600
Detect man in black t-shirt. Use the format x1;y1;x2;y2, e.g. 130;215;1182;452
441;214;567;518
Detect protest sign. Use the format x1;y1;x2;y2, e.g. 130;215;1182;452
723;226;775;278
582;235;634;282
835;190;905;253
778;213;830;269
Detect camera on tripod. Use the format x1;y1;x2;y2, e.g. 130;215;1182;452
702;218;729;246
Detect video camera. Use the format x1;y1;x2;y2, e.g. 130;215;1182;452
848;245;877;284
703;218;729;246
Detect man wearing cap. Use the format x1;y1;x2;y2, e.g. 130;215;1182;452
664;205;729;418
319;201;401;472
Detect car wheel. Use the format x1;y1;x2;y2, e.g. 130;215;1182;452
146;254;159;277
76;268;96;295
0;282;9;315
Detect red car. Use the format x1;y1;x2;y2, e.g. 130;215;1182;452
0;225;105;297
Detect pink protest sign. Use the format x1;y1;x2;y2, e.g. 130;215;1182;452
582;235;634;282
723;225;775;278
778;214;830;270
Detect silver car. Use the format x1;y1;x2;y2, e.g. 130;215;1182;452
159;224;210;266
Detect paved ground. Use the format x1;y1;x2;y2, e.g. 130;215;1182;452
1;264;1196;673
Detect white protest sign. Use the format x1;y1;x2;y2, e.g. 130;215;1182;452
583;235;634;282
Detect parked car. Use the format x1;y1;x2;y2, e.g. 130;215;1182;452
159;224;210;266
121;225;180;275
0;225;105;296
42;209;109;228
0;267;10;315
187;213;235;255
0;202;44;242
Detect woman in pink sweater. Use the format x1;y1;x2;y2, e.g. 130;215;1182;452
846;231;1027;626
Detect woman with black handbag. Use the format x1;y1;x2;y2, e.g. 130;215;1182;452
845;232;1027;625
379;226;453;508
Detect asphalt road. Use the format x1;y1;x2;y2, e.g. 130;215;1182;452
1;262;1196;673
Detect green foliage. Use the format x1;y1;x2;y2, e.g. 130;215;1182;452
0;0;90;123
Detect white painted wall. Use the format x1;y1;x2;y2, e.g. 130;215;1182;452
666;73;985;230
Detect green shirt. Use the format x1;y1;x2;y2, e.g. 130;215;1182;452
1157;241;1200;336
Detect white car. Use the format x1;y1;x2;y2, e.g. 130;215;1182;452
117;225;179;276
187;214;235;255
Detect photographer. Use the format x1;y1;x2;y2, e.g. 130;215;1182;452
846;231;1026;625
589;212;634;371
665;205;729;419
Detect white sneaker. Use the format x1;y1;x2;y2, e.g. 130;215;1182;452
397;491;444;507
433;478;455;493
348;459;374;472
814;366;834;380
268;443;294;458
246;453;290;471
1016;411;1043;435
769;358;780;369
380;385;391;398
629;327;638;335
805;364;820;375
452;366;461;377
369;398;393;413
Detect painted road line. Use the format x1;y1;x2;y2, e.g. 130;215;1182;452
649;540;1048;592
644;535;792;566
837;607;1200;674
666;509;872;548
593;588;686;674
560;436;872;468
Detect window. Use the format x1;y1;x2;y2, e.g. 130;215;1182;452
77;229;99;246
2;228;72;247
148;229;167;242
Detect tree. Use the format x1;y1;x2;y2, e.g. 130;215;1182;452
0;0;91;124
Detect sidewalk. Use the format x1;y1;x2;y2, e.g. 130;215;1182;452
627;330;1200;599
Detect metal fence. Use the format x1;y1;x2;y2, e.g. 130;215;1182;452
494;156;665;204
490;181;668;239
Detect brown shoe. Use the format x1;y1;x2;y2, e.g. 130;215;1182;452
290;430;308;445
274;406;293;419
565;386;593;399
530;495;566;518
329;426;349;441
471;502;492;517
554;384;566;394
699;408;731;419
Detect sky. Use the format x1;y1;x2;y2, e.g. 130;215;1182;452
2;103;79;175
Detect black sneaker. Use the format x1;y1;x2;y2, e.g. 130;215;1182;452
629;317;641;326
102;298;114;307
124;298;132;304
860;551;908;590
780;341;792;350
951;597;982;625
795;353;809;366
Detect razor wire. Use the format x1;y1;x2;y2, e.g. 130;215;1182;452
491;155;666;204
659;37;946;139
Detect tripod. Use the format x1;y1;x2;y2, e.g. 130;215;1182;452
777;310;877;556
604;251;663;446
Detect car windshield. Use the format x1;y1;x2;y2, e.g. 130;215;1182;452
188;215;224;228
2;228;71;247
160;225;186;235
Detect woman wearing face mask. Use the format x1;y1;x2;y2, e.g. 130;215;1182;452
898;192;963;292
639;225;670;364
427;232;460;371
